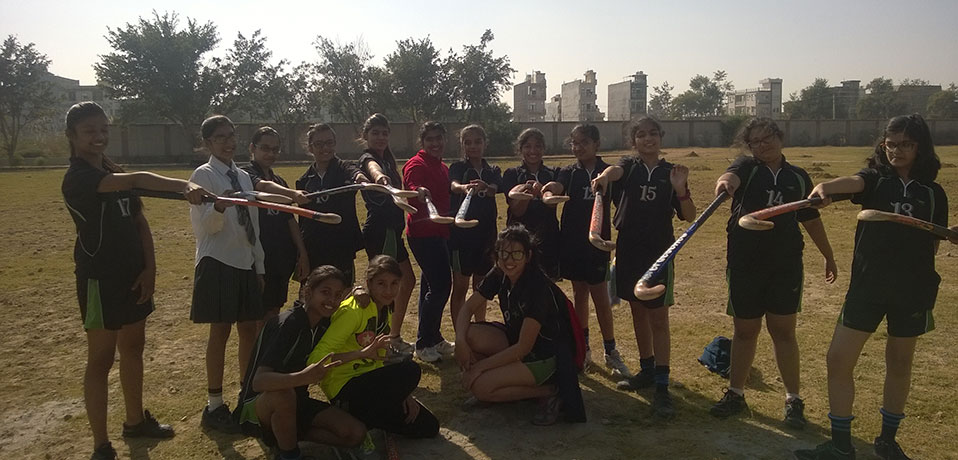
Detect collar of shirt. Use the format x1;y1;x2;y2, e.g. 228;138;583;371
416;150;443;166
248;160;272;180
573;156;606;172
208;155;238;176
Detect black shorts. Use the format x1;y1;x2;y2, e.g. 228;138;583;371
238;394;331;448
839;298;936;338
305;244;356;285
614;246;674;307
449;230;495;277
560;241;610;286
76;276;153;330
261;274;293;311
364;226;410;264
726;266;803;319
190;257;265;324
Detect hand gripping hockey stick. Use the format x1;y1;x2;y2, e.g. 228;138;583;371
738;194;852;230
588;190;615;251
634;191;729;300
304;182;419;201
857;209;958;240
454;188;479;228
508;183;569;205
424;193;455;225
133;189;342;224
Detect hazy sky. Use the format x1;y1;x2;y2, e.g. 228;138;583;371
3;0;956;113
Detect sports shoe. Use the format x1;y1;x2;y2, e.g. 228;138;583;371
615;369;654;391
710;389;747;418
652;390;675;419
794;441;856;460
531;394;562;426
415;346;442;363
604;349;632;378
874;437;911;460
389;336;416;354
201;404;240;434
123;409;175;438
434;339;455;356
91;442;118;460
784;397;808;429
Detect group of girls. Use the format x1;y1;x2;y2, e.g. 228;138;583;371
61;97;954;460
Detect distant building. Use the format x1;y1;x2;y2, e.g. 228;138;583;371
607;71;648;121
561;70;605;122
513;71;547;122
545;94;562;121
726;78;783;118
894;84;942;114
42;74;122;121
831;80;864;119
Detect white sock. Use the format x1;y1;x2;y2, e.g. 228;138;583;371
729;387;745;396
786;392;801;402
208;392;224;410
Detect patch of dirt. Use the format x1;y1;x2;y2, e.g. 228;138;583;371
0;398;84;455
686;151;699;157
689;165;712;171
811;162;831;167
942;163;956;168
809;172;837;179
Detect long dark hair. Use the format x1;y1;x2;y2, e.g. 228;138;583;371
495;224;541;274
867;114;940;182
65;101;124;173
360;113;397;170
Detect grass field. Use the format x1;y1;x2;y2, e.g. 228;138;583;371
1;145;957;460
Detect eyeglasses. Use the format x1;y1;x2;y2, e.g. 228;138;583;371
884;141;916;152
210;133;235;144
310;139;336;149
497;249;527;262
747;134;777;149
255;144;281;154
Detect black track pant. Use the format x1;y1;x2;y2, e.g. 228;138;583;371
333;360;439;438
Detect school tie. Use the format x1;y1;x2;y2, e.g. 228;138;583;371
226;168;257;245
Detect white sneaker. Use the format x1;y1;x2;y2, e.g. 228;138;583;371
415;346;442;363
434;339;455;355
604;349;633;378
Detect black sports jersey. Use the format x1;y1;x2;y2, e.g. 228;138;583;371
478;266;561;361
502;163;560;241
724;155;819;269
557;157;611;246
610;157;685;253
448;159;502;249
241;162;297;276
239;303;330;403
846;168;948;308
358;151;405;233
296;159;364;256
62;157;145;279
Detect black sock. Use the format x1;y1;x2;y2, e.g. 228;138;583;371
879;407;905;442
603;339;617;355
583;328;590;345
828;413;854;453
639;356;655;373
280;447;301;460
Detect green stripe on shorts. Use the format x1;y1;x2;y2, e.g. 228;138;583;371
664;261;675;306
383;228;398;259
237;395;260;425
84;279;105;330
451;249;462;273
925;310;936;334
525;357;557;385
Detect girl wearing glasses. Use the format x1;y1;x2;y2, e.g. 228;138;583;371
241;127;310;320
710;117;837;430
795;114;951;460
357;113;417;357
502;129;561;280
454;225;585;426
296;123;369;283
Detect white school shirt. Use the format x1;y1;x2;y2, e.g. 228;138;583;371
189;155;265;274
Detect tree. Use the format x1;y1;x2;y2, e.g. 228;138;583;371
857;77;906;119
784;78;838;119
672;70;732;118
648;81;674;119
899;78;930;86
312;37;392;124
926;84;958;119
95;11;222;149
258;62;323;124
0;35;56;165
384;37;453;124
448;30;515;122
213;30;284;120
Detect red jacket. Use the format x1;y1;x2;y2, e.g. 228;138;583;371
402;150;450;239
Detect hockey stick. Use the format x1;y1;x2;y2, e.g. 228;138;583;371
227;190;294;204
634;191;729;300
132;189;342;224
424;194;455;225
391;194;418;214
507;187;569;205
588;190;615;251
738;193;853;230
857;209;958;240
454;188;479;228
304;182;418;201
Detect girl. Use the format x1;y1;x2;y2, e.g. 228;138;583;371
236;266;367;460
502;128;561;280
188;115;266;434
710;117;837;429
357;113;416;355
795;114;950;460
403;121;455;363
296;123;369;283
454;225;585;425
61;101;207;460
307;256;440;438
592;117;696;418
542;124;630;378
241;127;310;319
448;124;502;325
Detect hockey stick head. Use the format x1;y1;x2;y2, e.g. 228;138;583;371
856;209;890;222
509;191;536;201
634;281;666;301
229;191;294;204
391;196;418;214
382;185;419;199
316;213;343;224
454;218;479;228
542;195;570;205
738;214;775;231
430;215;455;225
588;234;616;252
